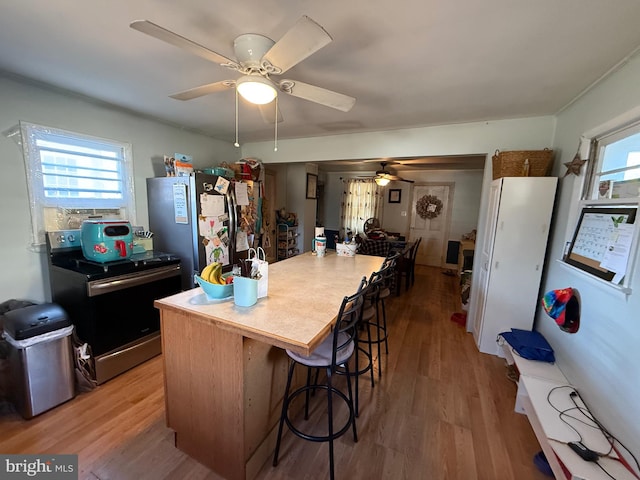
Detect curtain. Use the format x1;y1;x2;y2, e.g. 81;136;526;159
340;178;383;236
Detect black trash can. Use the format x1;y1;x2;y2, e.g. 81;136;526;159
3;303;76;418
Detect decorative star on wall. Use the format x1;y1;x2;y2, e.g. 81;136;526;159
564;152;587;177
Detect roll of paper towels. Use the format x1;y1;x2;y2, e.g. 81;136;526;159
315;227;325;237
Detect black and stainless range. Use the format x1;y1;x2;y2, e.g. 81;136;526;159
46;230;182;384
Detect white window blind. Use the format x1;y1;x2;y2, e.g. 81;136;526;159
21;122;136;248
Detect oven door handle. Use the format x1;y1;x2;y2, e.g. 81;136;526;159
87;264;181;297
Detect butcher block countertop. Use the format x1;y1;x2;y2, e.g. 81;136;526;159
154;251;384;356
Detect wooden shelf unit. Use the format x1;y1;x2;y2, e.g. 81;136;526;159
277;224;299;261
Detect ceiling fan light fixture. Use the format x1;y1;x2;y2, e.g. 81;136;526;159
236;75;277;105
375;177;390;186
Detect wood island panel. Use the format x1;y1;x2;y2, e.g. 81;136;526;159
155;252;384;480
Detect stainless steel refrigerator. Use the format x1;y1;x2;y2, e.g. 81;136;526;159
147;173;253;290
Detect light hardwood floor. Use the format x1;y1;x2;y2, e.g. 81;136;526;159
0;265;548;480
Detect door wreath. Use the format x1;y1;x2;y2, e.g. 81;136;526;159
416;194;443;219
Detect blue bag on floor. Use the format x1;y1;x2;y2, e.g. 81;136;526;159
499;328;555;363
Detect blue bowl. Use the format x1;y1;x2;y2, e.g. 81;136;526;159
194;274;233;299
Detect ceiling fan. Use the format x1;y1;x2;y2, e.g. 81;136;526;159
129;16;356;124
371;162;415;185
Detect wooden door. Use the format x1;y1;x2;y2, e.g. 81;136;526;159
263;171;277;263
409;183;454;267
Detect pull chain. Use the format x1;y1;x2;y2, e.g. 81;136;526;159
274;96;278;152
234;87;240;148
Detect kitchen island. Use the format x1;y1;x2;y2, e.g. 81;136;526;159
154;252;384;480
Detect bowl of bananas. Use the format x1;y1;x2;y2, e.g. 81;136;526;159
194;262;234;299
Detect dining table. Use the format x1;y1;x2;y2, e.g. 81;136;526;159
154;251;384;480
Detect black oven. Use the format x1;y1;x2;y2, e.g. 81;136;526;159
46;230;182;384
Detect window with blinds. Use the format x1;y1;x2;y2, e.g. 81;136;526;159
21;122;136;247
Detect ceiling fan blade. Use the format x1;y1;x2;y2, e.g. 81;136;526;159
262;16;332;74
377;171;414;183
279;79;355;112
169;81;234;101
258;102;284;124
130;20;239;68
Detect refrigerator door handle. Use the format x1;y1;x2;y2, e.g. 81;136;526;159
228;188;237;266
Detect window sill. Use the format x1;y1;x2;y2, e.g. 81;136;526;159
556;259;632;297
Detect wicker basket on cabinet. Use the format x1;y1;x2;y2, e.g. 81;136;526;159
492;149;554;180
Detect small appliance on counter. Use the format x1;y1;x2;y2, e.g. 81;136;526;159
80;219;134;263
132;227;154;253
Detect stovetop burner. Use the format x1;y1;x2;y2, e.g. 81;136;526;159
46;230;181;280
55;250;180;276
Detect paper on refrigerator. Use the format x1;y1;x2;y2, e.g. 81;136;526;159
200;193;225;217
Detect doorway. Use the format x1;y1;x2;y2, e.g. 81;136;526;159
408;183;454;267
263;171;277;263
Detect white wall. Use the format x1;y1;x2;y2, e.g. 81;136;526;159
322;172;344;231
383;169;484;241
243;117;555;163
0;73;238;303
284;162;315;253
539;52;640;459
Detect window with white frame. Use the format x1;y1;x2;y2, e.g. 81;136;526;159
563;121;640;293
584;122;640;201
21;122;136;248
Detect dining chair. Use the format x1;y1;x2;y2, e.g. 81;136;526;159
409;236;422;287
273;278;367;480
395;241;416;295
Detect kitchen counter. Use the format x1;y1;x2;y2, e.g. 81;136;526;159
154;252;384;480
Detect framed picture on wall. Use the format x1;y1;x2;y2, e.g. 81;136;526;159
388;189;401;203
306;173;318;199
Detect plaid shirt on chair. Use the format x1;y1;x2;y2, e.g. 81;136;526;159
359;239;391;257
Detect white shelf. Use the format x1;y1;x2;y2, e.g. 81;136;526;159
500;341;637;479
557;259;632;296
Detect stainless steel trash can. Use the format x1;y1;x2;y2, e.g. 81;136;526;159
3;303;76;418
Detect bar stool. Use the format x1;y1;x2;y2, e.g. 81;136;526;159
361;256;398;378
335;276;378;417
273;278;367;480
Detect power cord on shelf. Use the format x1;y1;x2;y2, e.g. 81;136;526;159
546;385;640;479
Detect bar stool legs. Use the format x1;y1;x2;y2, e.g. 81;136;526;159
273;360;358;480
273;281;365;480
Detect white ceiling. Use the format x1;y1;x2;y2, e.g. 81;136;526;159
2;0;640;151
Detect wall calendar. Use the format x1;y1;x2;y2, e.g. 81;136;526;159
565;206;637;282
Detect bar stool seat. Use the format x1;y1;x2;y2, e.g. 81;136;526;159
286;331;354;366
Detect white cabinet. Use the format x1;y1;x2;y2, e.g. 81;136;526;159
470;177;557;355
